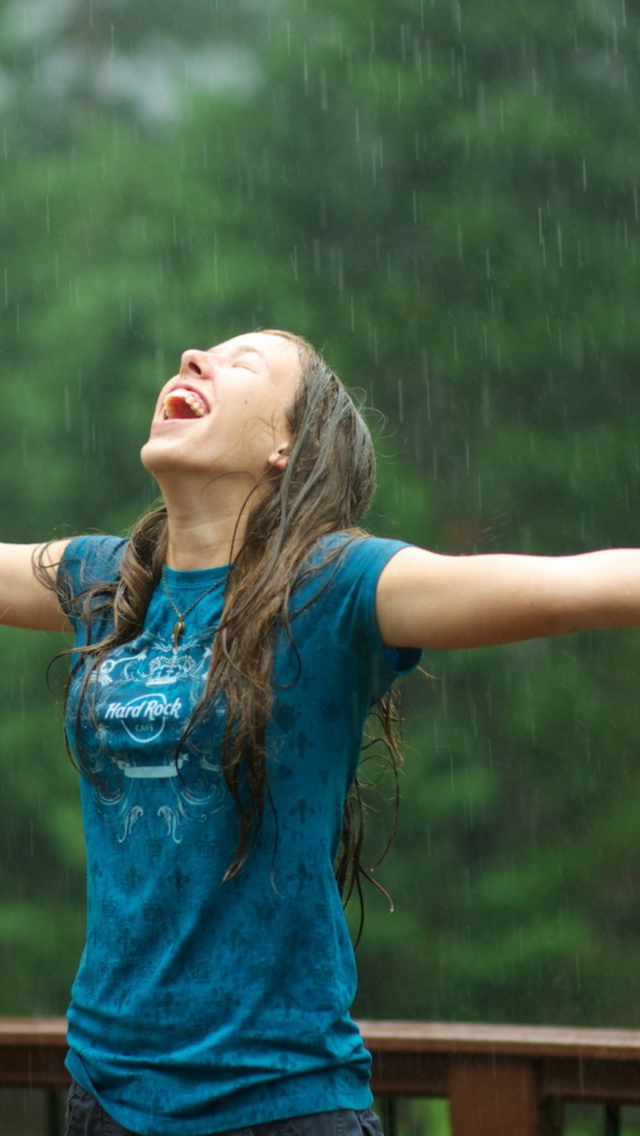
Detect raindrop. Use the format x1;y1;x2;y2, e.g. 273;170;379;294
477;82;486;128
425;38;433;80
453;0;462;34
320;69;328;111
414;40;423;83
482;383;491;427
422;356;431;422
368;321;379;363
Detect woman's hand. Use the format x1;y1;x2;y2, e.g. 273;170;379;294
376;545;640;651
0;540;72;631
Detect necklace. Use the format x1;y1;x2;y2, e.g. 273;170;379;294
161;565;223;650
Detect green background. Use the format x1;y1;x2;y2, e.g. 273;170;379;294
1;0;640;1063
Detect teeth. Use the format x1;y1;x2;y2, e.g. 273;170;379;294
162;388;208;419
184;394;206;415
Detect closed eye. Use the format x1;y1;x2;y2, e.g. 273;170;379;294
231;359;258;371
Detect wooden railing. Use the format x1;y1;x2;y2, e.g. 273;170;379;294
2;1018;640;1135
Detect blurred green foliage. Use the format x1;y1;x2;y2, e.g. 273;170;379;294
0;0;639;1032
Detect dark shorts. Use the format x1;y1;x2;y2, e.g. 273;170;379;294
65;1080;385;1136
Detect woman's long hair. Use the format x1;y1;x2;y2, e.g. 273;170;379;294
40;331;402;933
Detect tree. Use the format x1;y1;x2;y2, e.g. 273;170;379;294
1;0;640;1026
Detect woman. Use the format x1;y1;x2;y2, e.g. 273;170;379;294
3;329;640;1136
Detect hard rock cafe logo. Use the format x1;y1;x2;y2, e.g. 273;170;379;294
103;693;184;743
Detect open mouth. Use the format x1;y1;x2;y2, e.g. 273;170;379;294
162;388;209;420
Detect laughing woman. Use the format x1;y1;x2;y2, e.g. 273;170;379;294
2;329;640;1136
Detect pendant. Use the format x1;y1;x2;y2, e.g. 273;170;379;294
172;619;185;650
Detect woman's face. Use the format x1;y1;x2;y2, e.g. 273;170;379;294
141;332;301;485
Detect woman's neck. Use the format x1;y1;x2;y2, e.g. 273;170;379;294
155;464;273;569
162;488;252;570
165;520;241;570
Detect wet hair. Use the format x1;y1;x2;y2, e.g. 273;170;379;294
40;331;402;938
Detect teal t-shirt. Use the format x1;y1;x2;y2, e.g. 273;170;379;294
58;533;420;1136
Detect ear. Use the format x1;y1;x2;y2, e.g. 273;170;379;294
266;445;290;473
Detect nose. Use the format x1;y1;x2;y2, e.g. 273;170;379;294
180;349;210;377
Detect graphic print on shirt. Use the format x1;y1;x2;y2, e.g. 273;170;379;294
68;628;226;844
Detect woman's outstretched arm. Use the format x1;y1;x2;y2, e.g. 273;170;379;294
0;540;72;631
376;546;640;651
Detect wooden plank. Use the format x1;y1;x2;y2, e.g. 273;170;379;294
360;1021;640;1061
0;1018;68;1088
541;1057;640;1103
0;1019;67;1045
369;1050;448;1097
4;1016;640;1061
0;1046;70;1087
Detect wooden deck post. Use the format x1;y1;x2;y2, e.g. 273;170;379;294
449;1058;562;1136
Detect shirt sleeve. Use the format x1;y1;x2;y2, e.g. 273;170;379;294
57;535;128;641
312;534;422;700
